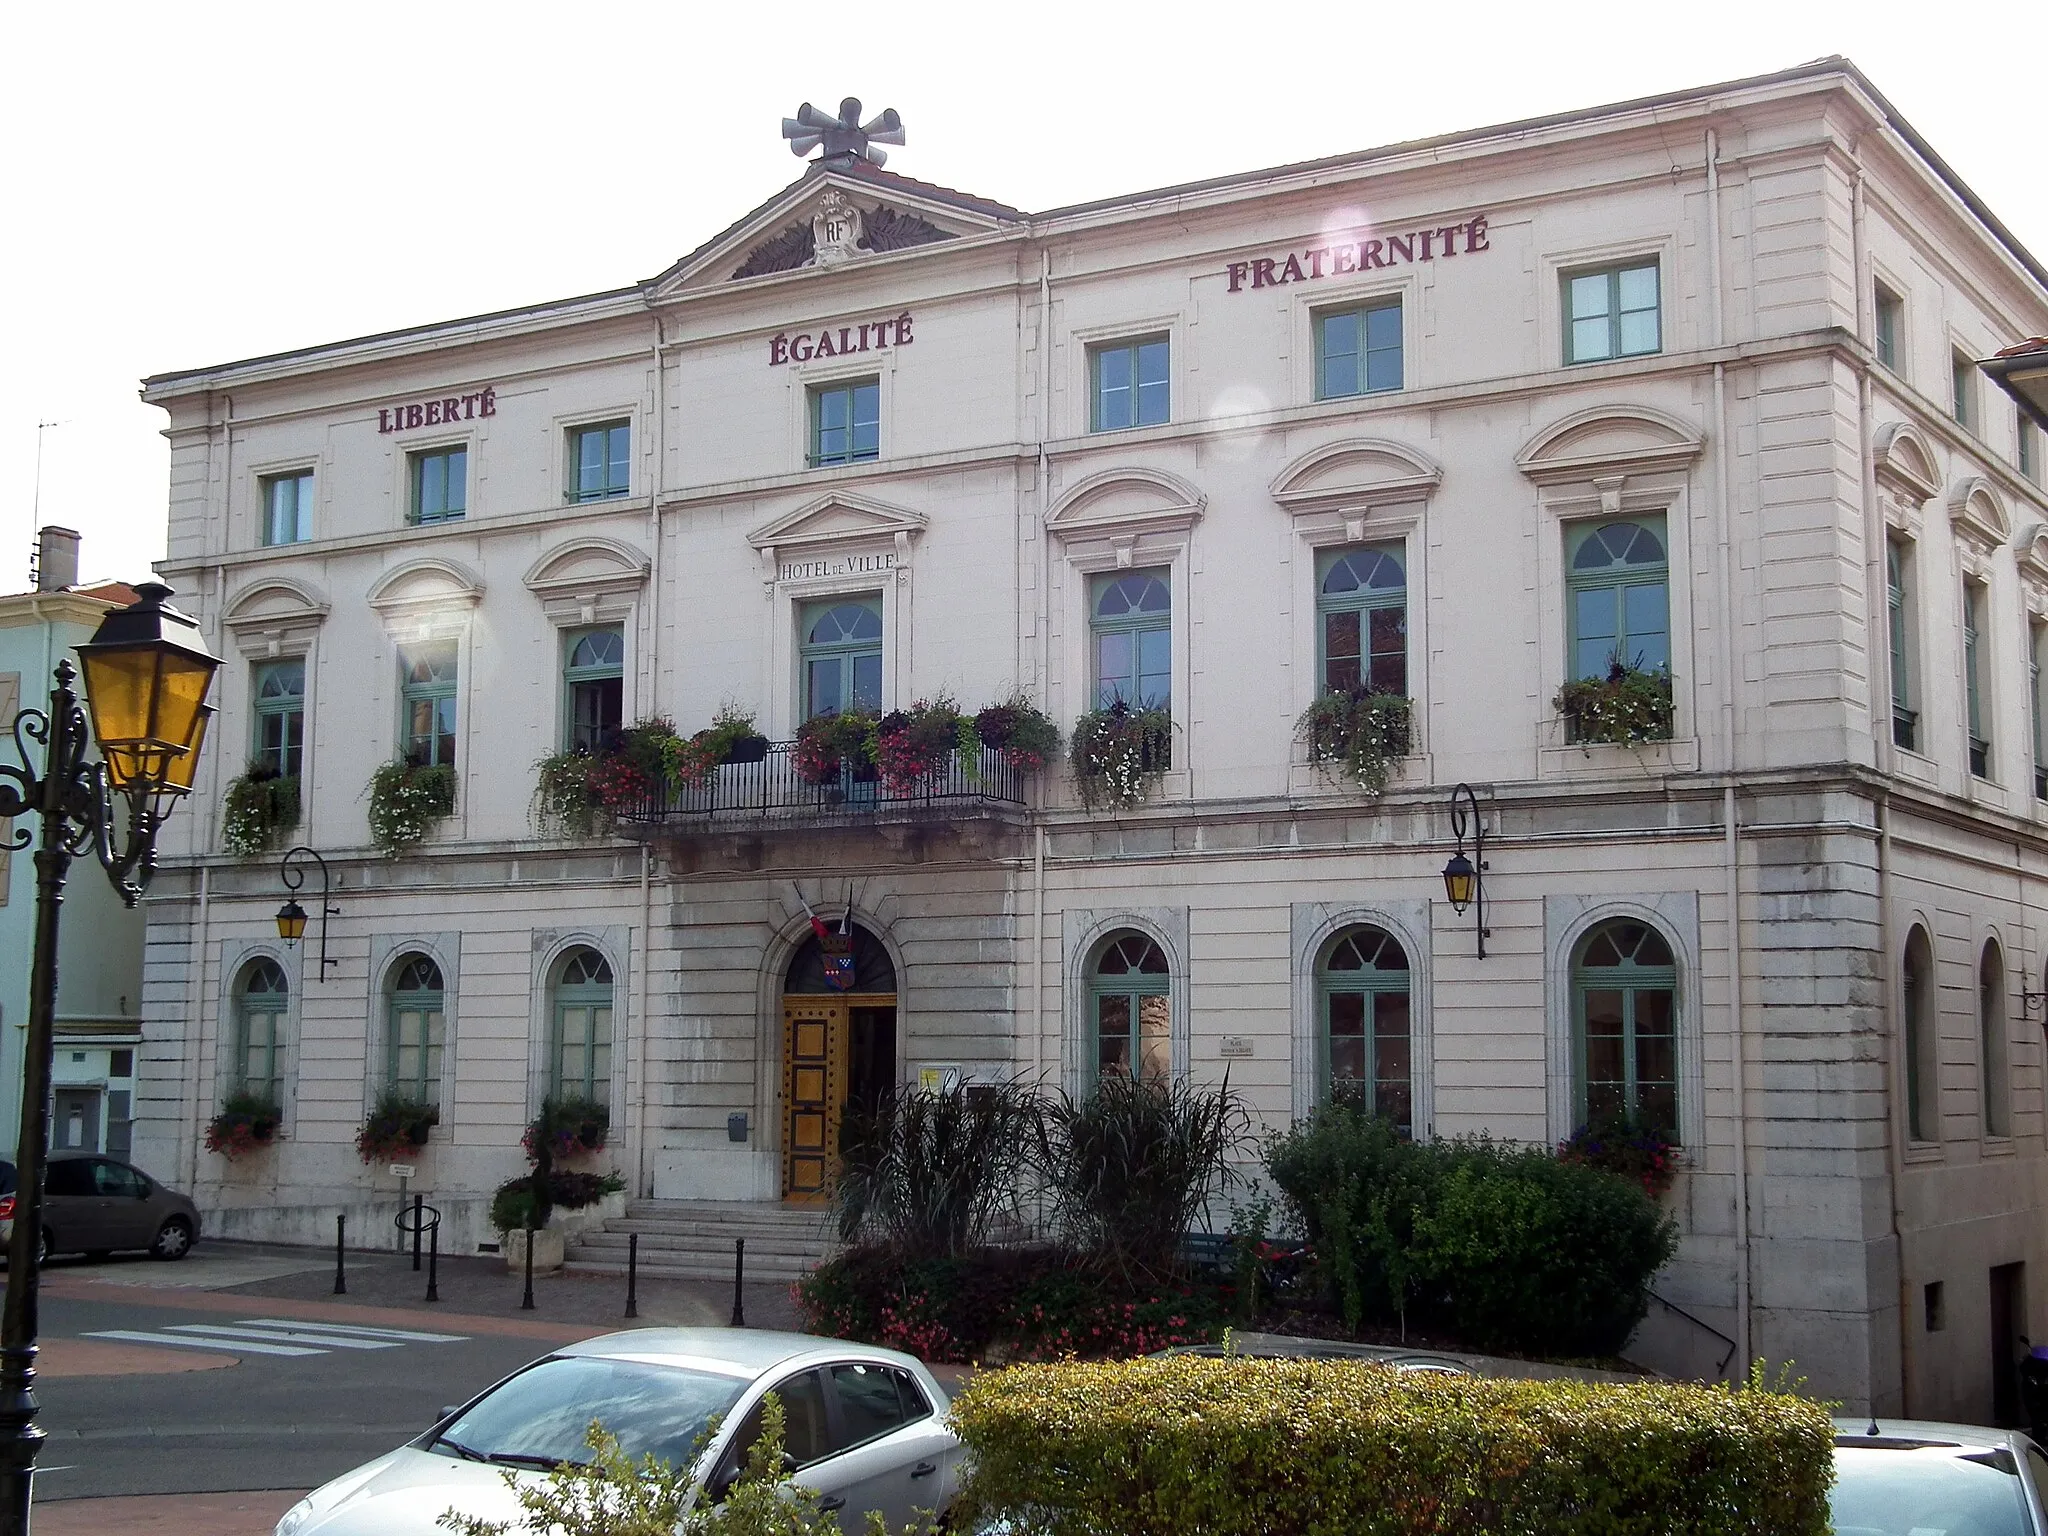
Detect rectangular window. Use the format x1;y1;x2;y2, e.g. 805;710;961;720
1952;350;1977;431
2032;622;2046;801
401;642;458;769
1564;261;1660;364
2020;415;2039;485
1315;300;1403;400
809;380;880;466
261;471;314;546
1888;540;1918;752
564;626;625;751
1965;581;1990;779
1873;283;1901;371
409;446;468;525
253;658;306;778
1316;545;1408;695
568;421;631;502
1091;570;1171;710
1089;336;1170;431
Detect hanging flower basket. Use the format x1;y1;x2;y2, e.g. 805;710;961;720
355;1089;440;1164
974;696;1061;775
522;1096;611;1160
1554;659;1674;747
205;1091;282;1159
1558;1117;1679;1198
1070;701;1173;810
874;697;966;794
1296;689;1412;794
661;705;766;788
221;762;301;857
794;709;880;786
366;760;457;856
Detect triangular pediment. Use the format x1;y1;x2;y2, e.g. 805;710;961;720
747;492;929;554
648;166;1015;300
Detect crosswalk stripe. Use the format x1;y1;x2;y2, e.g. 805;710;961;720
84;1329;323;1358
163;1324;401;1350
237;1318;468;1344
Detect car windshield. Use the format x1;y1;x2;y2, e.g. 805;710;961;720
432;1356;747;1472
1831;1446;2035;1536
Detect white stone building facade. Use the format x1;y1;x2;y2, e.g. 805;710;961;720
136;58;2048;1419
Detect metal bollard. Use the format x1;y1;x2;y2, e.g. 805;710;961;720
426;1220;440;1303
412;1192;424;1271
624;1232;639;1320
521;1213;536;1311
730;1236;746;1328
333;1213;346;1296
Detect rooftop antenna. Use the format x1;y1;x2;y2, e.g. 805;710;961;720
781;98;905;168
28;420;60;586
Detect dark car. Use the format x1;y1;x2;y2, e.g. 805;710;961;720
0;1153;201;1262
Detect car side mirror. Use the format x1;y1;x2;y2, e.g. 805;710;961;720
781;1450;799;1475
437;1405;459;1423
709;1467;740;1504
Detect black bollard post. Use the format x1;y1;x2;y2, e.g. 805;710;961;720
521;1213;536;1311
730;1236;746;1328
425;1219;440;1304
411;1193;423;1272
624;1232;639;1320
333;1213;346;1296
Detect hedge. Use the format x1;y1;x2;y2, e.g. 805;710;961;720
950;1356;1832;1536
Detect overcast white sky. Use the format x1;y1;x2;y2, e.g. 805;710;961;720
2;0;2041;589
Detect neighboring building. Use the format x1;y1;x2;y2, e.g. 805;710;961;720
0;529;145;1162
135;58;2048;1418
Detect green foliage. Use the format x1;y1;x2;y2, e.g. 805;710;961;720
490;1169;626;1232
1555;658;1675;747
1264;1100;1679;1355
534;750;604;836
367;760;456;856
526;1096;612;1159
793;709;881;785
1037;1073;1249;1279
663;705;766;789
872;696;968;794
356;1087;439;1163
948;1356;1833;1536
1068;700;1172;809
972;694;1061;774
1560;1116;1680;1197
1296;689;1412;794
834;1083;1040;1257
221;762;300;856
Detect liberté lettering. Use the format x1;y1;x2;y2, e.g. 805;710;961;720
770;313;915;366
1226;216;1491;293
377;388;497;433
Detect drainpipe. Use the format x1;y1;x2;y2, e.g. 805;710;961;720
1706;126;1753;1373
635;841;653;1199
636;317;667;1200
1034;248;1054;1086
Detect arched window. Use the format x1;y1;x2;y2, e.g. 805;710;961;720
551;948;615;1102
234;958;289;1104
387;955;446;1105
1572;918;1676;1133
1090;572;1171;710
1903;925;1936;1143
800;599;883;720
1317;547;1407;698
564;627;624;752
1089;932;1169;1084
1566;517;1669;679
1318;926;1412;1133
1981;940;2010;1138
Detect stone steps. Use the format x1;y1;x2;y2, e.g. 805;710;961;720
564;1198;837;1282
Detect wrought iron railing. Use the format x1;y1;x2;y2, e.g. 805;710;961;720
622;739;1027;827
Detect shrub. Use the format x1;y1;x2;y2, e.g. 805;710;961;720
221;762;300;856
949;1356;1832;1536
367;760;456;855
490;1169;625;1232
1560;1117;1680;1198
356;1088;439;1163
1069;700;1172;809
1265;1100;1679;1356
1555;656;1675;746
204;1089;281;1158
1038;1073;1248;1278
1296;689;1411;794
973;695;1060;774
834;1082;1040;1257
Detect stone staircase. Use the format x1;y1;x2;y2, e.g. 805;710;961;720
564;1199;839;1284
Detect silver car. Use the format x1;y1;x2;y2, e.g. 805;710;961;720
1833;1418;2048;1535
273;1328;963;1536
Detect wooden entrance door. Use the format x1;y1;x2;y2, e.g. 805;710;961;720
781;997;848;1204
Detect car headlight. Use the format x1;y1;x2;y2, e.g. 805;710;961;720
273;1495;317;1536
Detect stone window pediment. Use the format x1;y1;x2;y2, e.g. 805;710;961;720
1516;404;1705;489
366;557;484;636
1271;438;1441;541
1046;468;1204;568
523;536;650;627
748;491;926;591
223;577;330;660
1949;475;2011;555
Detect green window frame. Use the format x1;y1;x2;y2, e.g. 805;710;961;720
1317;926;1412;1134
564;627;624;752
1316;545;1407;696
1965;581;1990;778
1888;540;1916;752
1873;284;1901;371
261;471;314;546
234;958;288;1103
569;421;631;503
809;380;880;467
1314;300;1403;400
254;658;306;778
551;948;614;1100
1088;932;1170;1085
1572;919;1678;1135
1089;336;1170;431
1566;517;1669;680
1090;570;1171;710
401;642;458;769
1952;351;1976;430
409;446;468;525
386;955;446;1106
1563;261;1660;365
799;598;884;720
1903;926;1935;1142
2020;416;2038;486
2032;622;2047;801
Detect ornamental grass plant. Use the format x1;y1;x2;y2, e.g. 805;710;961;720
834;1081;1039;1256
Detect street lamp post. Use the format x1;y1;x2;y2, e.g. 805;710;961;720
276;845;338;980
0;585;218;1535
1441;782;1490;959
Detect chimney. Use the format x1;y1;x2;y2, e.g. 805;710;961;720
35;526;79;592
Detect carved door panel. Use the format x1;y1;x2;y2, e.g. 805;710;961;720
782;998;848;1204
